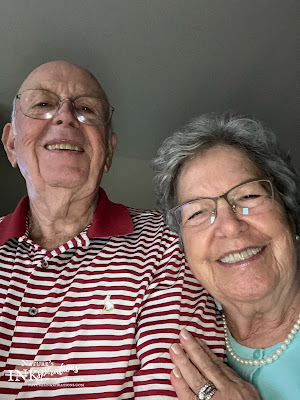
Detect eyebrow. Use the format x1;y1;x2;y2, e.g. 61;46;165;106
177;176;263;206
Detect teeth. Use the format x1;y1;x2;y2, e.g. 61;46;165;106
219;247;262;264
45;143;83;152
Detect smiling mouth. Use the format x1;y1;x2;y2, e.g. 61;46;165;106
44;143;84;152
219;247;263;264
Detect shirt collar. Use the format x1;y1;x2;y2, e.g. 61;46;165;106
0;188;134;246
0;196;28;246
87;188;134;238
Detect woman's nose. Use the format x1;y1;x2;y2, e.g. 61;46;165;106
214;199;248;238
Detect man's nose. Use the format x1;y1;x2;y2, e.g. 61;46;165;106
51;99;80;128
214;199;248;238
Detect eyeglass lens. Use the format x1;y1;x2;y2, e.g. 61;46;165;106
18;89;111;126
176;180;273;229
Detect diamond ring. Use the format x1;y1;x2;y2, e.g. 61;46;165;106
198;381;217;400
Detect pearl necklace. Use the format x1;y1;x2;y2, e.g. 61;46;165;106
223;313;300;366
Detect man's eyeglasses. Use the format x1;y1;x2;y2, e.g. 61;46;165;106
16;89;114;126
170;179;274;231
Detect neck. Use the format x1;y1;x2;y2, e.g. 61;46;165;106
28;187;99;251
222;276;300;348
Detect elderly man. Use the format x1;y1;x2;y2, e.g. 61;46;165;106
0;61;225;399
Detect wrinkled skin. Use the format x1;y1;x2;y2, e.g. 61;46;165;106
170;329;260;400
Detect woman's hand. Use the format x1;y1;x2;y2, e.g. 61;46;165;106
169;329;260;400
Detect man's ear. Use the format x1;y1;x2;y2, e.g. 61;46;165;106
2;123;17;167
104;131;117;173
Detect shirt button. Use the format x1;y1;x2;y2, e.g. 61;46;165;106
28;307;38;317
253;350;260;359
42;261;49;269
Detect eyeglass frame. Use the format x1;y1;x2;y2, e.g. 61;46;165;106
169;178;274;228
15;88;114;127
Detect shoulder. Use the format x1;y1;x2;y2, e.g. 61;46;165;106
127;207;164;223
126;207;180;248
127;207;176;231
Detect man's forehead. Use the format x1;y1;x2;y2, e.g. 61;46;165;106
19;61;105;98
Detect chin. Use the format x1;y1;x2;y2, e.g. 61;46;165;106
40;160;90;183
224;285;272;303
44;175;89;189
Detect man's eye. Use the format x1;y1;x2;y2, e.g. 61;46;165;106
33;101;54;108
78;105;96;114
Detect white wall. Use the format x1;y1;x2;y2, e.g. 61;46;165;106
102;155;155;209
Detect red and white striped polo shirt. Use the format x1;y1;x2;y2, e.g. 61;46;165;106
0;189;225;399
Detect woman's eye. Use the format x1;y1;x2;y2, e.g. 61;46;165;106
188;210;204;220
241;194;260;200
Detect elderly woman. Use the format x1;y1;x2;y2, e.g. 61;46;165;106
153;112;300;400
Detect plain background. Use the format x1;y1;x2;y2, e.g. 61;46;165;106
0;0;299;215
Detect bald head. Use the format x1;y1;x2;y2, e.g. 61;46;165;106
11;61;110;133
19;61;107;99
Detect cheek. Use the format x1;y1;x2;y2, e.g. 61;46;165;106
87;130;108;154
15;120;44;149
182;228;212;264
270;227;296;268
260;206;293;244
183;240;215;291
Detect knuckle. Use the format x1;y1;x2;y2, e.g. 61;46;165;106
190;374;202;390
201;360;221;375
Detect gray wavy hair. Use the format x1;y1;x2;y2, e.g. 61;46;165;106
152;112;300;235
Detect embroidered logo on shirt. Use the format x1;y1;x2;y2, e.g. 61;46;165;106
102;295;115;313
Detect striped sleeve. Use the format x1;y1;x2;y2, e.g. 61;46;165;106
132;219;225;399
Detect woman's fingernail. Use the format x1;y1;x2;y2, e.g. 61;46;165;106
180;328;192;340
170;343;182;354
172;367;182;379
